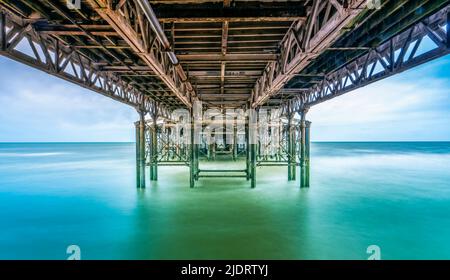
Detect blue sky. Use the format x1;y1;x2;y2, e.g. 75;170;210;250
0;54;449;142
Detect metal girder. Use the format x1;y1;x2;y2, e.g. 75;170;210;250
177;53;278;62
188;70;262;78
251;0;368;108
0;9;171;117
152;2;307;23
284;5;450;113
86;0;195;108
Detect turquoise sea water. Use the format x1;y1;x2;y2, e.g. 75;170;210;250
0;142;449;260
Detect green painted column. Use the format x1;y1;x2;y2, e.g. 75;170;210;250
250;143;257;188
189;117;195;188
290;122;297;181
233;123;238;161
194;137;200;181
135;121;141;188
207;128;216;161
305;121;311;188
139;111;146;188
447;10;450;49
287;113;296;181
0;13;6;51
300;109;310;188
245;122;250;181
150;115;158;181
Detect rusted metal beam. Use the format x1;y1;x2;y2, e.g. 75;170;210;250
153;3;307;23
201;94;251;99
283;6;450;112
188;70;262;77
0;12;5;51
86;0;194;108
0;11;171;115
177;53;278;62
220;0;229;104
251;0;368;107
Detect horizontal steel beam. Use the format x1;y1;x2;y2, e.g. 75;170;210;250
86;0;194;108
251;0;368;107
177;53;278;62
0;10;169;117
153;3;306;22
200;94;251;99
283;5;450;113
188;70;262;77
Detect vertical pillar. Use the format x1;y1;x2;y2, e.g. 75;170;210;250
208;120;216;161
211;139;216;160
233;122;238;160
135;121;141;188
136;110;146;188
166;127;170;160
250;142;257;189
447;10;450;49
290;121;297;181
245;117;250;180
189;112;195;188
300;108;310;188
0;12;6;51
277;119;282;161
195;141;200;180
287;113;296;181
150;114;158;181
249;107;257;188
305;121;311;188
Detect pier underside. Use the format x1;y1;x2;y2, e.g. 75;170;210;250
0;0;449;188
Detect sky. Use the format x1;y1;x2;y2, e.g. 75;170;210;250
0;53;449;142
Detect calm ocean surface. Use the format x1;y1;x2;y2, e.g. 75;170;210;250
0;142;449;260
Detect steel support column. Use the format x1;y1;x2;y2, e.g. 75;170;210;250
291;122;297;181
300;109;310;188
0;12;5;51
305;121;311;188
245;117;250;181
137;111;146;188
287;113;296;181
135;121;141;188
249;107;257;188
194;134;200;181
233;123;238;161
189;113;195;188
150;114;158;181
250;142;257;188
447;9;450;49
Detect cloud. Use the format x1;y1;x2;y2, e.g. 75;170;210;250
0;53;449;142
0;57;137;142
308;57;450;141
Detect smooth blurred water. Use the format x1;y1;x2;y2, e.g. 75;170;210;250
0;142;449;260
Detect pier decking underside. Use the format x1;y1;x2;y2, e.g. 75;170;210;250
0;0;449;188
